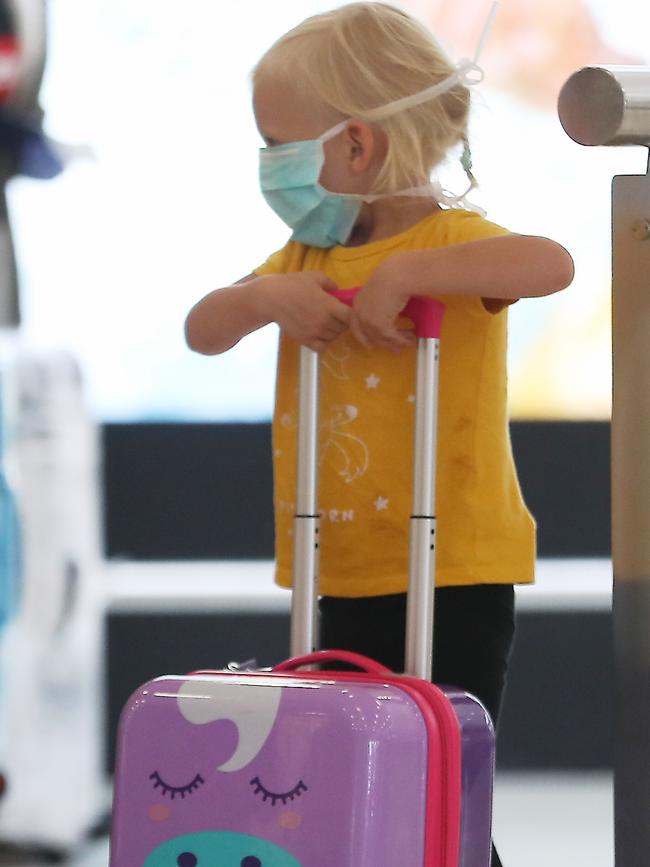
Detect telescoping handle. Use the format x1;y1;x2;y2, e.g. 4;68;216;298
290;288;445;681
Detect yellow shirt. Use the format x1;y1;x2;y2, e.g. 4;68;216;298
255;208;536;597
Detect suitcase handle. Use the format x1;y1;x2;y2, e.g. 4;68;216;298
273;650;392;675
291;290;445;681
330;287;445;339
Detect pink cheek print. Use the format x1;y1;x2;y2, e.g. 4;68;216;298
278;810;303;831
148;803;171;823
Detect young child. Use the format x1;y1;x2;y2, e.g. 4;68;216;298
185;4;574;865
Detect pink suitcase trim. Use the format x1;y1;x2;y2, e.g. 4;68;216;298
194;649;462;867
272;651;462;867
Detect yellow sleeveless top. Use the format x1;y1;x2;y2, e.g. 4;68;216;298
255;208;535;596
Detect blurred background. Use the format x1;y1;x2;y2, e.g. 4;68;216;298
1;0;645;863
10;0;647;423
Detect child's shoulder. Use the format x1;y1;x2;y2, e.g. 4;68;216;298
415;208;511;247
254;240;309;277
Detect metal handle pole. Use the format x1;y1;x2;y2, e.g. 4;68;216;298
290;294;444;672
290;346;320;658
405;336;440;681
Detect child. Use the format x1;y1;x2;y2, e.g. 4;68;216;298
185;4;574;865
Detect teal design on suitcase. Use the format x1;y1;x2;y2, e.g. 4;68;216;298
143;830;301;866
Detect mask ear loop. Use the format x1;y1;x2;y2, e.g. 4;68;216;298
318;119;350;143
441;1;498;215
312;2;499;213
473;0;500;65
435;180;487;217
360;0;497;122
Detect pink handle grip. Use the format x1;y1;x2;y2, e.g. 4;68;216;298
331;287;445;339
273;650;392;675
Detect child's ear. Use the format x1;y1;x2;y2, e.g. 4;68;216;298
345;120;380;174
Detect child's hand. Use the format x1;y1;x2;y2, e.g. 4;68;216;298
259;272;350;352
349;257;416;352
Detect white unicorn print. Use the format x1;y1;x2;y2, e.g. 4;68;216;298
320;404;369;484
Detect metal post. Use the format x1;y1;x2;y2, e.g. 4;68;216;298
559;65;650;867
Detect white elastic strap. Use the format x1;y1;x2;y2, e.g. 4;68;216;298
361;0;498;123
367;180;486;216
362;61;481;122
333;179;486;216
473;1;499;65
319;120;349;144
360;182;436;203
432;180;487;217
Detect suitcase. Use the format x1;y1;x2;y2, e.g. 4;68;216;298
109;290;495;867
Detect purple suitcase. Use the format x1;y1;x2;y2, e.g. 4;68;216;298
109;292;495;867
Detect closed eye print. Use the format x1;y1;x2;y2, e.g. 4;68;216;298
149;771;205;800
249;776;307;806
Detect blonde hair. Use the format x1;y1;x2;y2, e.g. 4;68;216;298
253;2;474;195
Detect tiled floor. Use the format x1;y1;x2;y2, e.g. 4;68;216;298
0;772;613;866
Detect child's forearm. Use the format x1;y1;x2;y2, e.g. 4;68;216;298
386;234;575;302
186;270;350;355
185;277;271;355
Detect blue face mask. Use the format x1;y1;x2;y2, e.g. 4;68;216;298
259;120;362;248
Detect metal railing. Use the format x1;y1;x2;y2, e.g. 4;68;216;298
559;65;650;867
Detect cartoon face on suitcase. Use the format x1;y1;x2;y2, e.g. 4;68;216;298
109;673;435;866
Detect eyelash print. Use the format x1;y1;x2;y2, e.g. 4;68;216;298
250;776;308;807
149;771;205;800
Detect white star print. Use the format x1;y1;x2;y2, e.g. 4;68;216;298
365;373;380;390
374;496;389;511
407;394;416;403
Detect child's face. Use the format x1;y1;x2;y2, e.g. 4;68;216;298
253;73;372;196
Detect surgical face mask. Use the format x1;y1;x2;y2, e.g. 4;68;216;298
258;2;497;248
259;121;363;248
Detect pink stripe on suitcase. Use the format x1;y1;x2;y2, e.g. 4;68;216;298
109;292;495;867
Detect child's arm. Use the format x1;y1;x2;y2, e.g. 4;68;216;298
185;271;350;355
349;234;574;351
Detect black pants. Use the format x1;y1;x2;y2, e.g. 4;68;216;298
319;584;516;867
